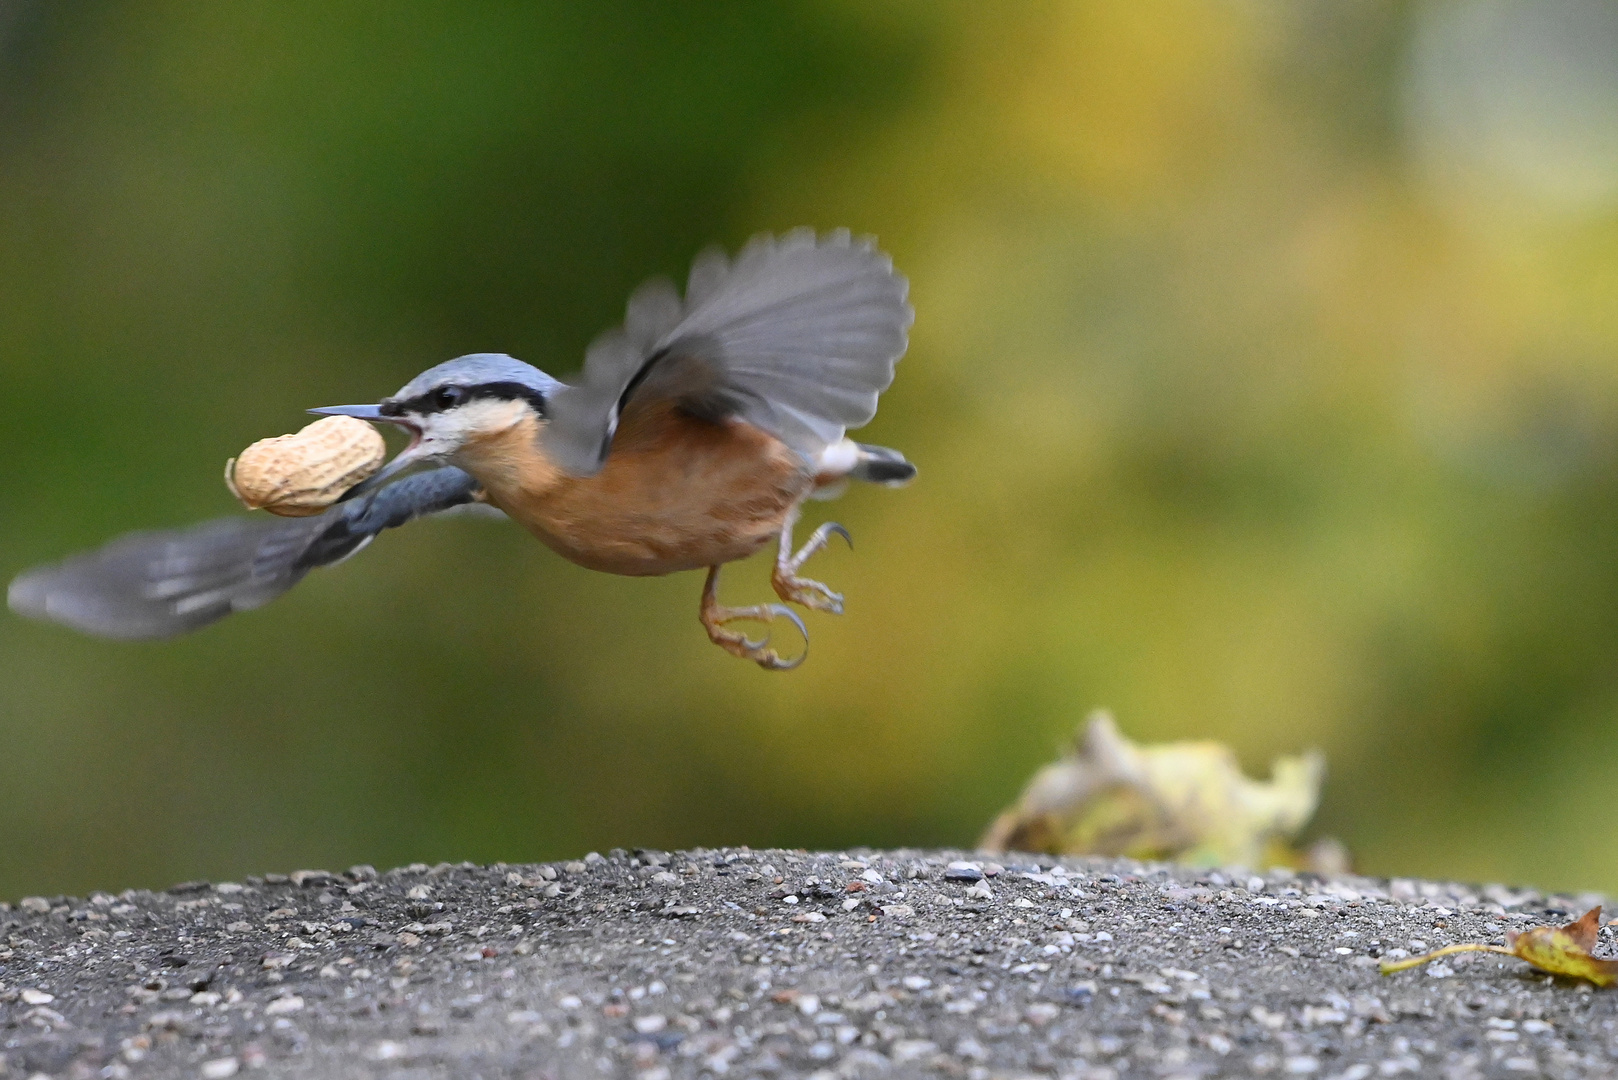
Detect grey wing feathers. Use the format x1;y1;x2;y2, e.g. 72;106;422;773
8;467;482;640
544;228;912;476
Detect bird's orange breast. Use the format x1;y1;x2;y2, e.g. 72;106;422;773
454;404;812;576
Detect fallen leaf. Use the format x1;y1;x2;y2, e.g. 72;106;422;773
980;710;1325;867
1381;907;1617;987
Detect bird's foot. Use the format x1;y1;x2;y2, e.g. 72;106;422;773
701;567;808;671
772;521;850;614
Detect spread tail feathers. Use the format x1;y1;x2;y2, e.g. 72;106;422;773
8;467;482;639
849;443;916;486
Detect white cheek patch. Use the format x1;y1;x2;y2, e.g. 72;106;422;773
418;398;531;452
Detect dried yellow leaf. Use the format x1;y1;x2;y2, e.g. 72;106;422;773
1381;907;1618;987
1508;907;1618;987
980;711;1324;867
225;416;386;517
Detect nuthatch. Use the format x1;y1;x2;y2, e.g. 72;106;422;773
9;229;915;669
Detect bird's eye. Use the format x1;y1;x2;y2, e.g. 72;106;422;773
431;386;464;411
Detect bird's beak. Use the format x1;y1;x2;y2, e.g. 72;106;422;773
308;403;389;421
308;404;431;499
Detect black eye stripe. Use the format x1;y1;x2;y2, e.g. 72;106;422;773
387;382;548;418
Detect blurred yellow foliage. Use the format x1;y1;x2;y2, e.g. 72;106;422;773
981;712;1323;868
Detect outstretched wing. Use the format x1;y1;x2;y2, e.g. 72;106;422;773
8;467;484;639
543;228;912;476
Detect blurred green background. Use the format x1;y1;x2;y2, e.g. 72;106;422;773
5;0;1618;898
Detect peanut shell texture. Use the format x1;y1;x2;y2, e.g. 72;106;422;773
225;416;387;517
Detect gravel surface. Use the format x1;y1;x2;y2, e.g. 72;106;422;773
1;849;1616;1079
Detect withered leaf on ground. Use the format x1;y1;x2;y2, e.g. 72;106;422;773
980;710;1325;868
1381;906;1617;988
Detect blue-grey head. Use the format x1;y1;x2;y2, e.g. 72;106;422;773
312;353;563;486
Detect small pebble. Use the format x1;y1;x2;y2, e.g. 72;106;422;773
1026;1002;1060;1026
365;1041;406;1062
955;1037;988;1061
891;1039;938;1063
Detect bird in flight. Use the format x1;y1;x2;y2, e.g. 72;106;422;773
9;229;915;669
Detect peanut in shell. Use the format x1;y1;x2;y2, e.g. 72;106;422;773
225;416;387;517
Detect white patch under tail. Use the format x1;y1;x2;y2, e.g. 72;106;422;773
815;438;861;479
810;438;914;499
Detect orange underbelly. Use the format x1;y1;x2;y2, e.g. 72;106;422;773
475;409;813;577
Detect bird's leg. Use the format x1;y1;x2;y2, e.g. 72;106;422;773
771;504;850;615
699;564;808;671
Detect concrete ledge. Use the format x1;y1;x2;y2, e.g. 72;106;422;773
0;850;1614;1079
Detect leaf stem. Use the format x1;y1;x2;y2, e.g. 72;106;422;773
1379;943;1515;975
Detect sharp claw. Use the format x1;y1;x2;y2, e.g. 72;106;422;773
775;523;849;613
702;598;809;670
762;608;809;669
761;650;805;671
745;606;807;670
767;603;808;640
